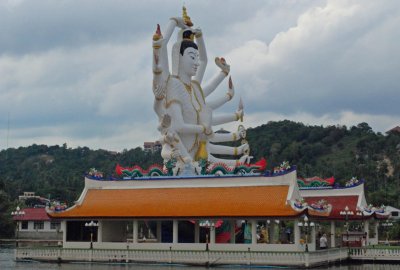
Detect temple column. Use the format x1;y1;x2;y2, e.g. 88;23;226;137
364;221;369;246
62;221;67;245
310;224;316;251
173;220;178;244
330;221;335;248
210;221;216;244
294;219;301;247
133;220;138;243
270;222;277;243
194;221;200;243
157;221;162;242
230;220;236;244
251;220;257;244
97;220;103;243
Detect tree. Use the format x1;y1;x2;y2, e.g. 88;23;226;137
0;190;14;237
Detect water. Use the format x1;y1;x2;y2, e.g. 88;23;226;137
1;245;399;270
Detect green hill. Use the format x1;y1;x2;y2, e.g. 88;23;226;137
1;120;399;237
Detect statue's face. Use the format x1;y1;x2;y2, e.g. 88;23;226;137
180;47;199;77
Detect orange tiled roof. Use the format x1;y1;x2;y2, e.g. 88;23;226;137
49;185;299;219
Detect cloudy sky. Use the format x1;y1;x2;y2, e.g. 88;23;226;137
1;0;399;151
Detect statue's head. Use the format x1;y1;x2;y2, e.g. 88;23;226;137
179;30;198;54
172;30;199;77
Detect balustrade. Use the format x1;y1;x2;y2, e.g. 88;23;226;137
19;246;391;267
350;247;400;260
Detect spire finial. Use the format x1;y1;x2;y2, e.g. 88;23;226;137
153;24;162;41
182;5;193;27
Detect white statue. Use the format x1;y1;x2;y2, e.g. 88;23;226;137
152;7;251;174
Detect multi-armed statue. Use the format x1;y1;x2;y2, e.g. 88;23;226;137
152;7;251;175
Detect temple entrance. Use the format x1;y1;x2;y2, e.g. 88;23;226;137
66;221;97;242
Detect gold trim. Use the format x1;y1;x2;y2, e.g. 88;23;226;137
232;133;237;141
166;99;183;108
235;112;240;121
153;70;162;75
234;147;238;156
173;75;192;93
188;134;199;153
178;156;185;164
174;76;203;113
153;45;161;49
191;80;205;102
155;95;164;101
192;86;202;112
182;6;193;27
205;129;213;136
201;125;207;134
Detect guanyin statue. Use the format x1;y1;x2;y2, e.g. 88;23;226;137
152;7;251;175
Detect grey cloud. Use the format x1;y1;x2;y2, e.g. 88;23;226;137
1;0;322;55
233;0;400;119
1;0;399;151
0;0;175;55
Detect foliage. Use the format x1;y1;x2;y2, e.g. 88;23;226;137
246;120;400;208
0;120;399;238
0;190;14;237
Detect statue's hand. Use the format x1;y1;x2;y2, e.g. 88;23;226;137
215;57;230;75
171;148;181;159
239;154;253;165
192;27;203;38
153;82;166;100
160;114;172;130
171;17;187;29
205;126;213;136
238;143;250;155
227;76;234;100
235;109;244;122
237;125;246;139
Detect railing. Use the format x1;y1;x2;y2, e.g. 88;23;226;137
307;248;348;266
16;247;349;267
350;247;400;261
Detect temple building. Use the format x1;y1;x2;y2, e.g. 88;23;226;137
298;176;386;248
12;207;62;242
49;168;310;251
47;168;389;253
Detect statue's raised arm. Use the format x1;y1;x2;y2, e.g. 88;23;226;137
192;27;207;84
152;14;191;126
202;57;230;98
